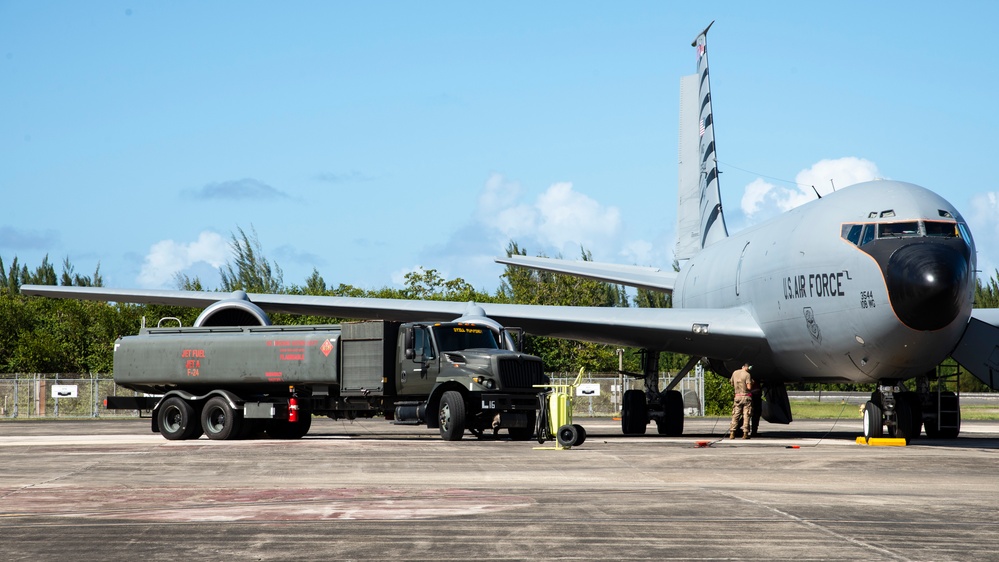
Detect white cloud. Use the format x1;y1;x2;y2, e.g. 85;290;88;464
535;182;621;255
470;174;626;258
137;231;230;288
740;157;880;219
740;178;775;217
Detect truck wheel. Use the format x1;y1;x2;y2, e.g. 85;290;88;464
267;415;313;439
157;397;197;440
201;396;243;440
438;391;466;441
556;424;578;447
508;411;536;441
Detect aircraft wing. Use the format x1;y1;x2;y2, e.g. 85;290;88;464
20;284;764;358
970;308;999;327
494;255;676;292
949;309;999;390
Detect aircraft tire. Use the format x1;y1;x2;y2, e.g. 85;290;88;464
656;390;684;437
556;424;578;448
572;423;586;446
201;396;243;440
438;391;466;441
863;400;884;439
894;392;922;441
157;397;198;440
889;396;914;443
622;389;648;435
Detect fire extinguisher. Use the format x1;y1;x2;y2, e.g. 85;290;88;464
288;396;299;423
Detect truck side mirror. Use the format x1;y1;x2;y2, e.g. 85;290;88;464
404;327;415;360
502;327;525;352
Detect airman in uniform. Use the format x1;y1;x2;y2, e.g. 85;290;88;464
728;363;753;439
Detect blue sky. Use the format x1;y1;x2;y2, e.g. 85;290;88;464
3;2;999;293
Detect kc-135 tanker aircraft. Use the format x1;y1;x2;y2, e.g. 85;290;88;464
23;22;999;441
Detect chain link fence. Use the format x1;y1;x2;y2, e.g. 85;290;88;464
547;369;705;417
2;370;705;419
0;374;146;419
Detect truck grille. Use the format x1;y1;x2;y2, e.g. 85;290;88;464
496;357;547;390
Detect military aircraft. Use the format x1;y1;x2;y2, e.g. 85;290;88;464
22;22;999;441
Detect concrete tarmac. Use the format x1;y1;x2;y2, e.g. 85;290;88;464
2;416;999;561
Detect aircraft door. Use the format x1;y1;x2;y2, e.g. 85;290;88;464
398;325;439;396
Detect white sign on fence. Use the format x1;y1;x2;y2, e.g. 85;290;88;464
576;383;601;397
51;385;78;398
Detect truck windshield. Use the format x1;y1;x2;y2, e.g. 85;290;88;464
433;324;499;352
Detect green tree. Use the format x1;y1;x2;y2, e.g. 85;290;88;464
219;226;283;293
497;242;627;373
975;270;999;308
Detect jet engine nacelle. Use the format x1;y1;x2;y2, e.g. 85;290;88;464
193;290;272;327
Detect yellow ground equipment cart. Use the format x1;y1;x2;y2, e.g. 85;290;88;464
534;367;587;448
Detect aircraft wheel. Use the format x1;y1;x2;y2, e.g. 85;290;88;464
201;396;243;440
655;390;684;436
863;400;884;439
438;391;466;441
622;389;648;435
889;396;914;443
556;424;578;448
157;397;198;440
893;393;921;441
572;424;586;446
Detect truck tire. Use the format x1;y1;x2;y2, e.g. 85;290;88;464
438;391;466;441
508;411;536;441
157;397;198;440
201;396;243;440
267;415;313;439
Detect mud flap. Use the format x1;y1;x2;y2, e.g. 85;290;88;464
950;317;999;390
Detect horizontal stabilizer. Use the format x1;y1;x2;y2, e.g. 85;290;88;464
495;255;676;292
951;312;999;390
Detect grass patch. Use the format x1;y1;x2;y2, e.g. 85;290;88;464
790;401;862;419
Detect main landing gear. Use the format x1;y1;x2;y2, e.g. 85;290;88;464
620;350;689;437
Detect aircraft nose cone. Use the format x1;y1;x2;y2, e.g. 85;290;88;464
885;243;969;331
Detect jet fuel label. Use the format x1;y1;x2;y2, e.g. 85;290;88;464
783;271;847;300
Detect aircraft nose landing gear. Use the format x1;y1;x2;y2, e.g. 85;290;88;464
863;384;921;443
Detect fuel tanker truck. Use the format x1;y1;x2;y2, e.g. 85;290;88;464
106;317;547;442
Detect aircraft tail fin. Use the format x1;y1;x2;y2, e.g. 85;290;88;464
676;21;728;260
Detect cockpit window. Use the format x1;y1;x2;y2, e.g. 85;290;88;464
924;221;959;238
860;224;876;245
841;220;966;247
842;224;863;245
877;222;919;239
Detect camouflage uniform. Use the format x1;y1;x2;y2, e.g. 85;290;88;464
728;366;753;439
